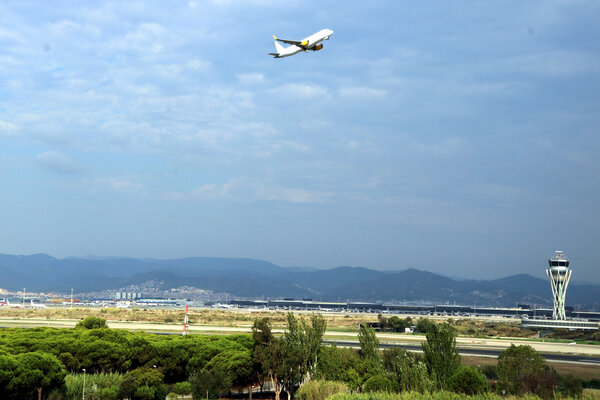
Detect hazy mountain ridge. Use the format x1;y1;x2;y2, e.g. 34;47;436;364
1;253;599;309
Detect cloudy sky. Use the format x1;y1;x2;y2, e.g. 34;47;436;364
1;1;599;281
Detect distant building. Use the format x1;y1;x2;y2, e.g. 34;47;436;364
114;292;142;300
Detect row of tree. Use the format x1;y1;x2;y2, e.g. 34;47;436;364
313;321;582;399
0;315;587;399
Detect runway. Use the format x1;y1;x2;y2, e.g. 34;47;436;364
328;340;600;367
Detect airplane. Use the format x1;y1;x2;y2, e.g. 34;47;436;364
214;303;234;309
269;28;334;58
29;299;48;309
1;299;22;308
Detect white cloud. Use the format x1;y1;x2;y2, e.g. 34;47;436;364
0;121;19;136
83;177;144;193
108;22;168;54
270;83;328;99
408;137;466;156
502;51;600;77
236;73;264;84
187;59;211;70
167;178;337;204
338;86;387;98
36;151;84;174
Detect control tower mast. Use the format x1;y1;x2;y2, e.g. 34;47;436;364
546;251;572;320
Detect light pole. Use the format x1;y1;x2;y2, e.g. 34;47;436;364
82;369;86;400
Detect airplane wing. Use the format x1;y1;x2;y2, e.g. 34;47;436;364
273;35;304;46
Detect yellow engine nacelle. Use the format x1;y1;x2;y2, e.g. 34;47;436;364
313;44;323;51
301;39;309;47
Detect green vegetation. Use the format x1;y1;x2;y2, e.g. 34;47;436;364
296;380;349;400
447;366;490;395
496;344;559;399
422;322;461;389
0;314;595;399
75;316;109;330
252;313;327;400
327;391;598;400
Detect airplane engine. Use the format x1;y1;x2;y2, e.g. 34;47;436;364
301;39;309;47
311;44;323;51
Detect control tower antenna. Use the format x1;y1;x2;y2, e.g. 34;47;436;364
546;250;572;320
182;305;190;336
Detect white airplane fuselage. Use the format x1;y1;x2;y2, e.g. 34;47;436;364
271;28;334;58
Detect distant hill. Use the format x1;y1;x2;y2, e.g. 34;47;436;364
1;253;599;309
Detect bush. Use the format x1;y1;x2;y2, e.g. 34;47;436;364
363;374;392;393
496;344;553;397
414;318;436;333
557;374;583;398
171;381;192;395
75;316;108;329
296;380;348;400
447;366;489;395
480;365;497;380
98;386;120;400
65;372;123;400
327;391;551;400
134;385;156;400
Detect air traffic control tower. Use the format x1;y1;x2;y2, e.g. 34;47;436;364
521;250;598;330
547;251;571;320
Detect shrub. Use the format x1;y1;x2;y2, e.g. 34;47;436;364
447;366;489;395
363;374;392;393
172;381;192;396
414;318;436;333
557;374;583;398
480;365;497;380
75;316;108;329
296;380;348;400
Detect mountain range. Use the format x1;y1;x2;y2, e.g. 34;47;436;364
1;253;599;309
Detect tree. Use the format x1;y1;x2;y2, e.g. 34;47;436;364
252;318;285;400
10;351;66;400
118;367;166;400
189;365;232;399
75;316;108;329
496;344;550;396
357;323;383;389
363;374;392;393
447;365;489;395
557;374;583;398
382;347;432;393
172;381;192;398
358;324;380;363
0;354;18;400
414;318;435;333
314;344;362;391
282;313;327;398
421;322;460;389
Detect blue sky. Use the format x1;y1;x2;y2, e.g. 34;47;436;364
1;1;599;281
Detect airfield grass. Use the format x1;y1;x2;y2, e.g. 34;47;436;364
0;307;529;333
0;307;375;329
